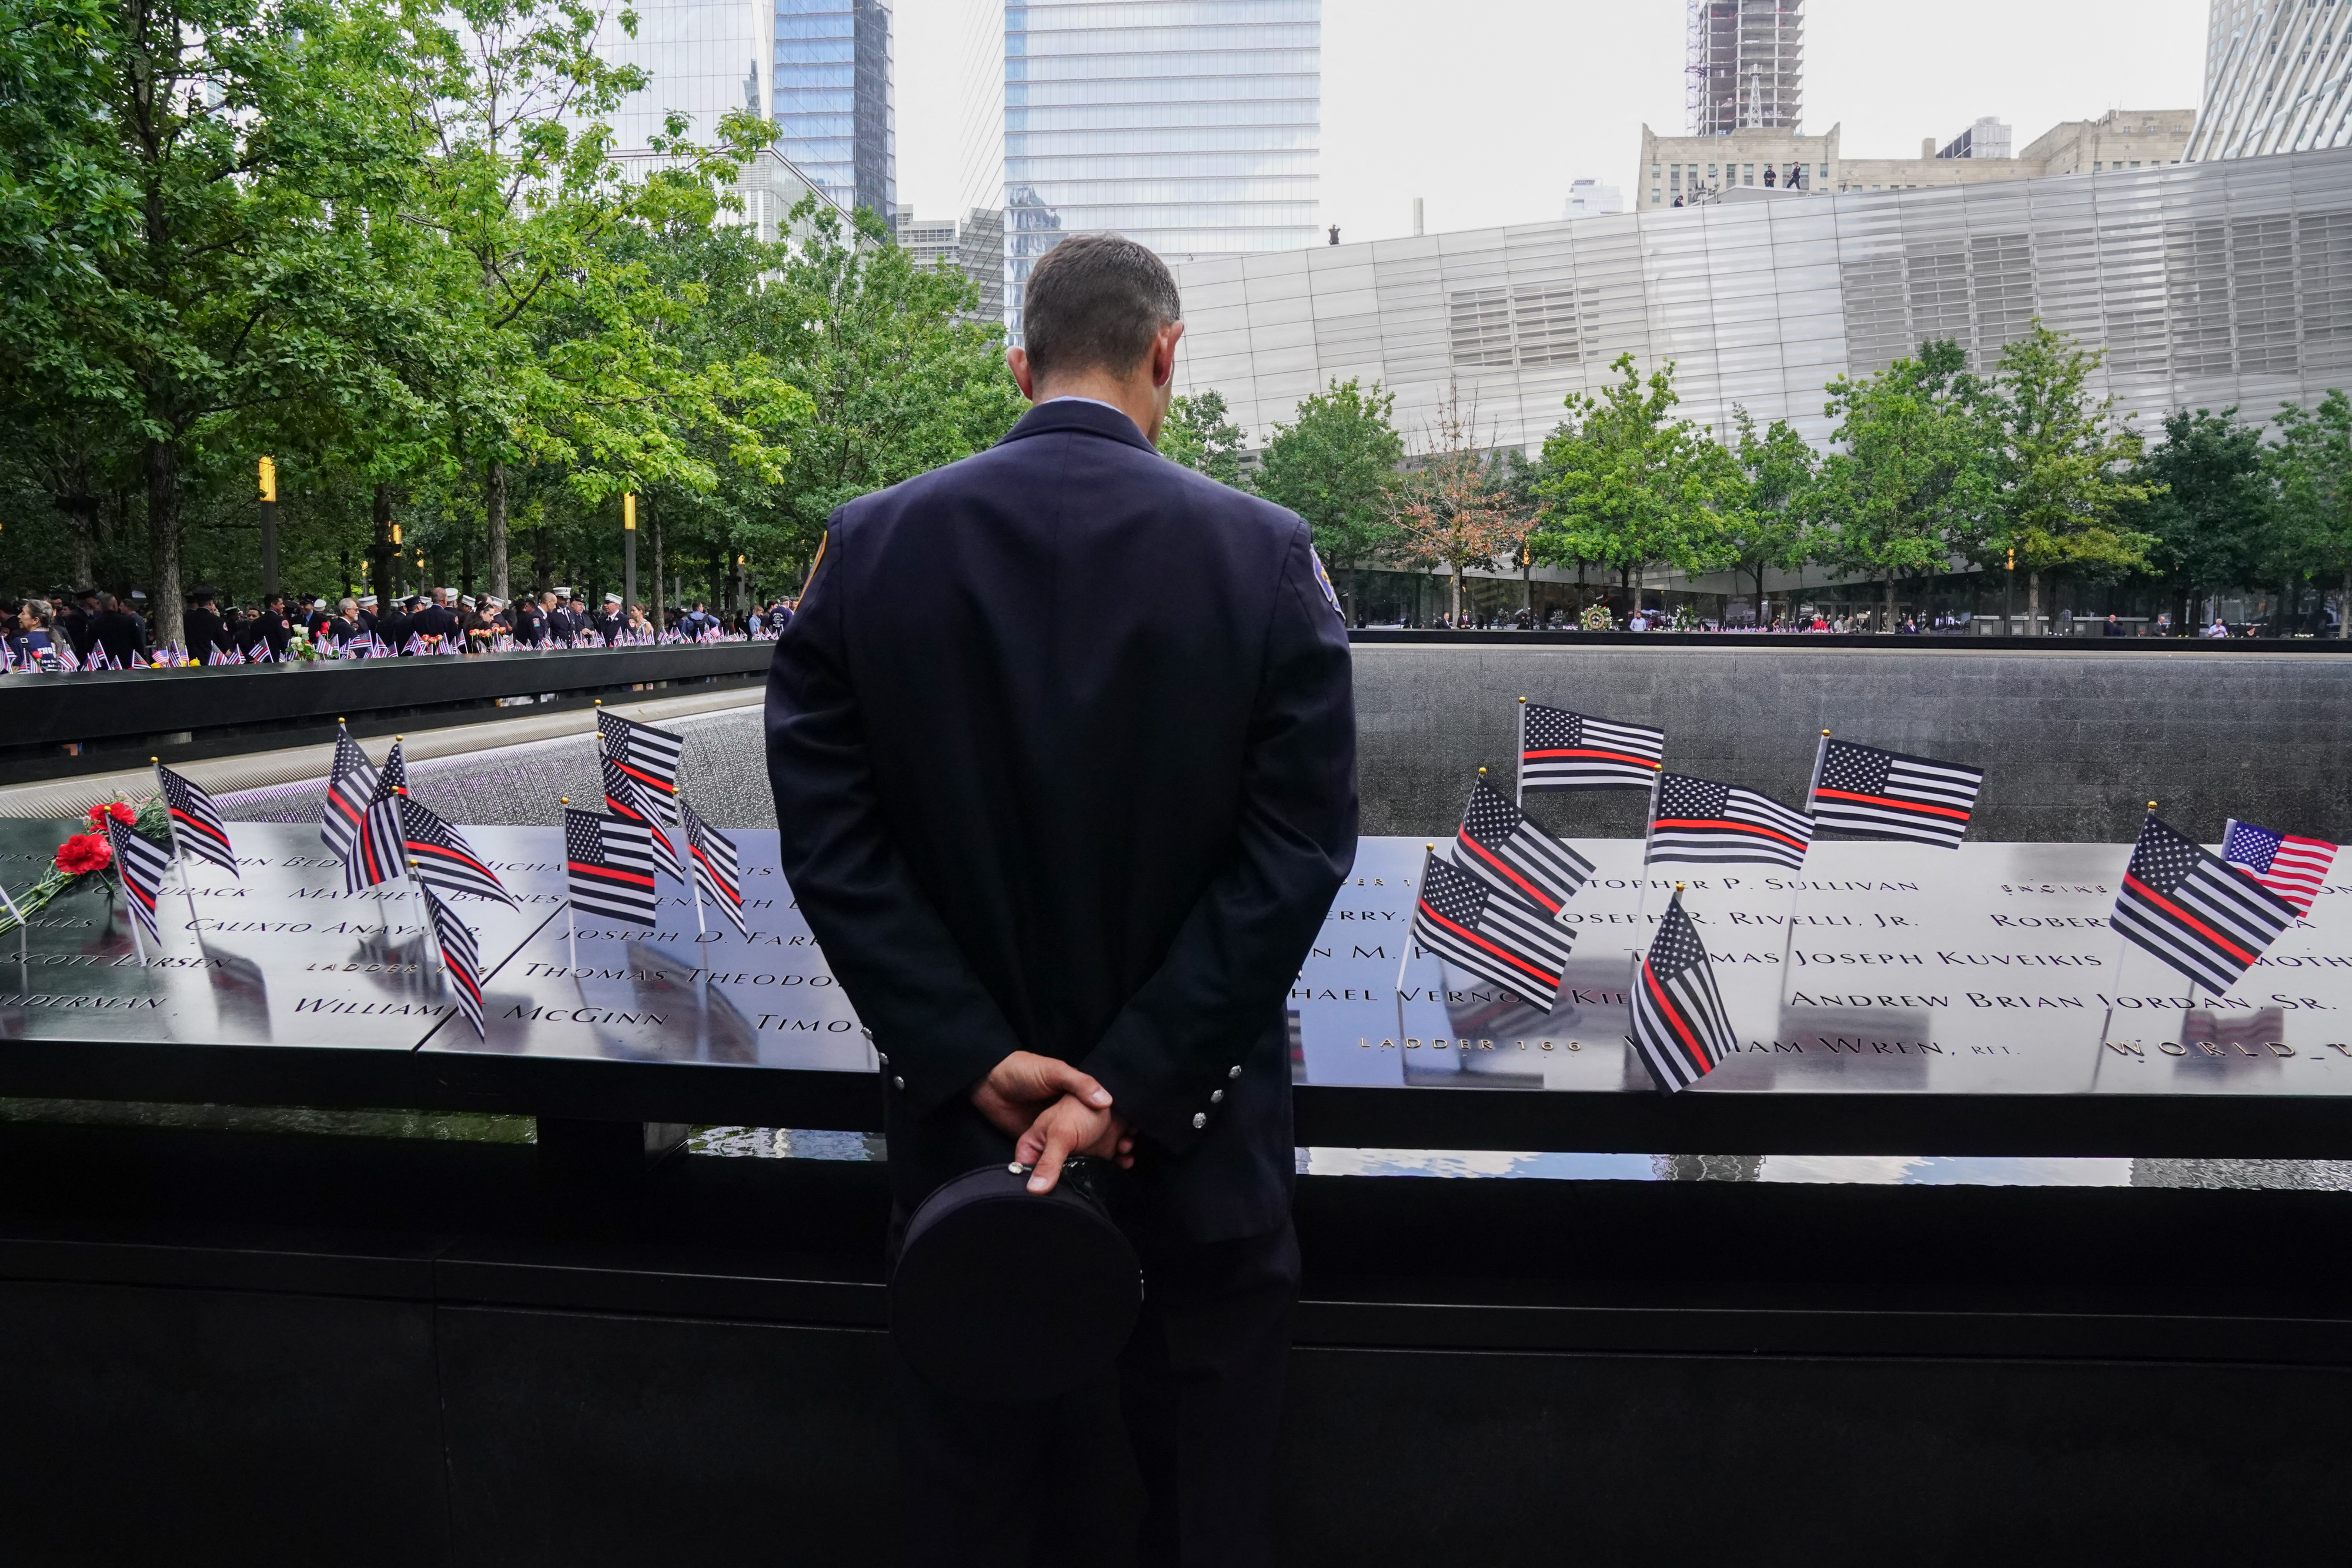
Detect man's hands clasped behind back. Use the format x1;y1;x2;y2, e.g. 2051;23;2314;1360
971;1049;1135;1195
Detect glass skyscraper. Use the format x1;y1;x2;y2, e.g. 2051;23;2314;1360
774;0;896;219
1005;0;1321;332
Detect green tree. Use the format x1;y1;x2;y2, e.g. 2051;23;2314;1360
1981;322;2156;633
1532;354;1726;616
22;0;435;643
2264;391;2352;634
1811;340;1994;632
2124;406;2271;632
1715;407;1818;627
1252;377;1404;621
726;197;1023;573
1157;388;1248;487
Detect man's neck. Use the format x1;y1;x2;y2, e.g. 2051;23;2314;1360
1031;374;1161;443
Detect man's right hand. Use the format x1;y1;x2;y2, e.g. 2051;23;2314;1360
970;1049;1112;1141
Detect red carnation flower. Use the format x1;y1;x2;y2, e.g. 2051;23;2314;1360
55;833;112;877
85;801;135;828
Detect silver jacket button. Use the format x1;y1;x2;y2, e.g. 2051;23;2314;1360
1228;1065;1242;1079
1211;1090;1224;1104
1191;1112;1207;1129
893;1075;907;1091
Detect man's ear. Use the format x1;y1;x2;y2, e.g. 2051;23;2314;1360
1007;346;1036;401
1151;322;1187;389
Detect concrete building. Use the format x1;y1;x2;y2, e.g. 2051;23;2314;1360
2187;0;2352;162
1641;111;2193;208
1565;179;1626;219
1686;0;1805;138
1939;118;2013;161
893;206;1005;323
1004;0;1321;337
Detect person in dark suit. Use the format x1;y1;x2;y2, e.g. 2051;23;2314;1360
59;589;100;661
374;596;416;653
412;589;460;647
766;233;1357;1568
248;593;292;658
89;593;151;666
183;590;232;661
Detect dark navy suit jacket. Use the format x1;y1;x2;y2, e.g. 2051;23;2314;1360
765;398;1358;1242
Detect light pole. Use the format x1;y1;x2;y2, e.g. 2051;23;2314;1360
2003;546;2015;636
258;456;279;598
623;492;638;619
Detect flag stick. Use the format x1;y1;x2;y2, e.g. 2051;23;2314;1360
1396;845;1434;1044
154;758;203;934
561;796;579;971
1515;697;1527;809
0;880;27;970
2100;801;2159;1057
1778;731;1831;1011
120;870;148;967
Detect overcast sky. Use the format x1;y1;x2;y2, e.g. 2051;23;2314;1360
895;0;2213;238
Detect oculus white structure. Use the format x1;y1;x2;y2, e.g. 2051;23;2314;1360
2188;0;2352;162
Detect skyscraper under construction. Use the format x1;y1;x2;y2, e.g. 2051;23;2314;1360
1687;0;1805;138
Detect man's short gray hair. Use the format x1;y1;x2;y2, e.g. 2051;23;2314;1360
1021;233;1182;383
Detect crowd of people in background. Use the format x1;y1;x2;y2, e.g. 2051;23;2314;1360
0;585;801;671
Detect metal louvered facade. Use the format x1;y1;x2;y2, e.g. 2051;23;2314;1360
1169;148;2352;456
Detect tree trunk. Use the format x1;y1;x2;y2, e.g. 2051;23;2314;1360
370;484;396;608
142;439;184;649
1753;566;1768;628
1449;567;1462;626
485;461;510;600
64;498;96;590
1632;560;1645;621
1884;572;1896;633
650;504;665;630
2027;571;2042;636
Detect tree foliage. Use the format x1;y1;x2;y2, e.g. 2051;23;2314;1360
1531;354;1726;605
1252;377;1404;617
1157;387;1248;488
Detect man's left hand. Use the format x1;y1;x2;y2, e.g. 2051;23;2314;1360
1016;1095;1135;1194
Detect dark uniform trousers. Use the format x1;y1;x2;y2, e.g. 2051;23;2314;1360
891;1202;1299;1568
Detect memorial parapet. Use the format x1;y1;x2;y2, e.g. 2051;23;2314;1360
2;820;2350;1154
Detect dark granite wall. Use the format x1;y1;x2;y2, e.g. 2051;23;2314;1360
1352;645;2352;844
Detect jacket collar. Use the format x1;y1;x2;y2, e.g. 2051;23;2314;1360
998;396;1158;454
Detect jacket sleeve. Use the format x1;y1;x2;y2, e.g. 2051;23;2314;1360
1078;521;1358;1153
764;517;1030;1114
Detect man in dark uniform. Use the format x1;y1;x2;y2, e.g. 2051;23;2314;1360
248;593;293;658
544;591;575;644
183;589;232;662
766;233;1357;1567
375;595;415;653
60;589;99;661
412;588;460;648
89;593;151;666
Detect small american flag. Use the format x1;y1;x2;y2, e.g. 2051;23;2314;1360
1519;704;1665;793
1808;738;1983;848
106;816;173;947
1629;890;1735;1093
421;884;485;1037
345;792;406;894
2114;814;2296;994
565;808;659;927
319;726;380;864
680;797;749;937
400;796;516;907
2222;819;2337;915
1454;776;1592;916
1648;773;1815;870
156;764;238;877
598;712;684;824
377;738;407;799
1410;850;1577;1010
602;755;682;883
